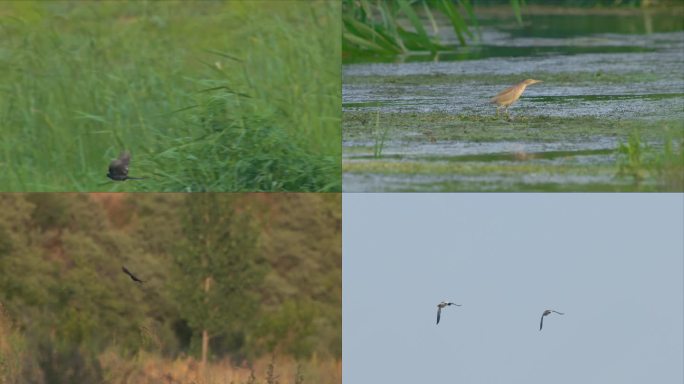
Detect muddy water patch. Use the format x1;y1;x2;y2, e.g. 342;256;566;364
344;78;684;119
351;44;657;64
344;137;621;158
500;13;684;37
342;169;637;192
343;49;683;77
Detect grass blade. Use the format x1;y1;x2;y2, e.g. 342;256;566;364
396;0;435;52
203;49;243;62
435;0;469;45
458;0;480;41
511;0;523;25
343;16;403;53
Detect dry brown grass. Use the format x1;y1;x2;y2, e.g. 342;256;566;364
99;351;341;384
0;306;28;384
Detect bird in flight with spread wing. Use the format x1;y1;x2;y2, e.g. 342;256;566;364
540;309;564;330
122;266;145;284
436;301;462;325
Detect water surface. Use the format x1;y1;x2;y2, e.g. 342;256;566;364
342;9;684;192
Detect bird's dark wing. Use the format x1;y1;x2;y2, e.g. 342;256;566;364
109;152;131;178
437;307;441;325
122;266;144;283
540;315;544;331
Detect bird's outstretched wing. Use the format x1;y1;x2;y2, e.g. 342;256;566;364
539;314;544;331
122;265;144;284
437;307;442;325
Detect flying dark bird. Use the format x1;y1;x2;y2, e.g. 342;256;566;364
107;151;145;181
539;309;564;330
122;266;145;284
436;301;462;325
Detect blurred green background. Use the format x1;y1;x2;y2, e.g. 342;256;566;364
0;1;341;192
343;0;683;60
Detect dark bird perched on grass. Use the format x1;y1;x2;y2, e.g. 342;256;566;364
122;266;145;284
107;151;145;181
539;309;564;330
436;301;462;324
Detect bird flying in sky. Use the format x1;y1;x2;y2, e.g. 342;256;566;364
540;309;564;330
436;301;461;324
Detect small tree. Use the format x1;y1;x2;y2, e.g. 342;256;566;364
174;194;264;365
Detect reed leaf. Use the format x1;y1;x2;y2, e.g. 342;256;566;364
434;0;469;45
511;0;523;25
397;0;435;52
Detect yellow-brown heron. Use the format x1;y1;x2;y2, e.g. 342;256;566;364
490;79;542;118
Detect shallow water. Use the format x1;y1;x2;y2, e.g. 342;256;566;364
342;9;684;192
344;137;621;158
342;171;637;193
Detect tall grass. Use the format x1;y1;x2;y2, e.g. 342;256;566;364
342;0;525;59
371;112;390;158
616;131;684;191
0;1;341;191
100;351;339;384
1;340;340;384
0;306;30;384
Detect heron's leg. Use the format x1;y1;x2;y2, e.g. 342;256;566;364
505;107;513;121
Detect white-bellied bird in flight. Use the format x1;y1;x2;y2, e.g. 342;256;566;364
539;309;564;330
436;301;461;324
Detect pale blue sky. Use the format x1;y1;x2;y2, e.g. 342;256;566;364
343;194;683;384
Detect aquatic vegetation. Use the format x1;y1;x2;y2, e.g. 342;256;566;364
342;4;684;192
343;0;526;58
617;131;684;191
343;109;683;191
655;137;684;191
371;112;391;158
343;0;477;56
617;132;648;184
